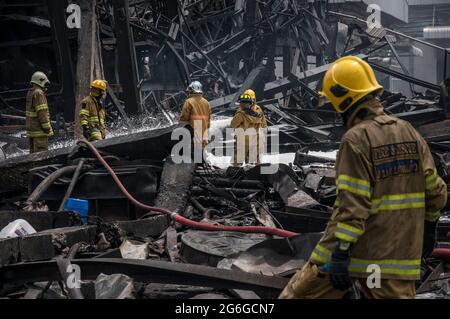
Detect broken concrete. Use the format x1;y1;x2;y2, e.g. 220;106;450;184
154;156;195;214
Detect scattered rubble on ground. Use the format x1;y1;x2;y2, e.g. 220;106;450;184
0;128;449;299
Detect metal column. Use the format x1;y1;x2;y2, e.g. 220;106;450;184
112;0;141;114
444;50;448;81
46;0;76;121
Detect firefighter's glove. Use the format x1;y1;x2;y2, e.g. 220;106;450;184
329;241;352;291
422;221;437;259
82;126;92;140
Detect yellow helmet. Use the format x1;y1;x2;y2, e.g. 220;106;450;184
244;89;256;102
238;93;253;105
91;79;107;92
320;56;383;113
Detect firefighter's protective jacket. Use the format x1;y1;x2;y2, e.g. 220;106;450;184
231;105;265;164
231;105;264;130
79;94;106;141
26;87;53;138
180;93;211;144
310;98;447;280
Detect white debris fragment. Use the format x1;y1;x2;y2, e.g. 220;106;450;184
120;239;149;260
95;273;135;299
0;219;36;239
308;150;338;160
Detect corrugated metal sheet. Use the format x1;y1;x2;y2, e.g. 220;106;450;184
408;0;450;5
327;0;409;22
392;4;450;38
424;26;450;39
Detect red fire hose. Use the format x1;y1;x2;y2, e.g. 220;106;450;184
432;248;450;262
76;140;299;238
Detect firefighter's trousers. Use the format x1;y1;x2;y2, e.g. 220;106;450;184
29;137;49;153
279;262;416;299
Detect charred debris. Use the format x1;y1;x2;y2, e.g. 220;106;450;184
0;0;450;299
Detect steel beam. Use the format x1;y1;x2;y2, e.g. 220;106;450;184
210;54;366;109
368;62;441;93
0;258;288;296
112;0;141;114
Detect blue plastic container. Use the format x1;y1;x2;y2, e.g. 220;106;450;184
65;198;89;223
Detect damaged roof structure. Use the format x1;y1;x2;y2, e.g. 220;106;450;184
0;0;450;300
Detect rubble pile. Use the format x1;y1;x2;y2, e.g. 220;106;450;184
0;133;448;299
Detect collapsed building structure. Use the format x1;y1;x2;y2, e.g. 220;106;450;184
0;0;450;299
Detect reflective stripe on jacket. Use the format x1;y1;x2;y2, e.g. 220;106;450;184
310;98;447;280
26;87;53;138
79;94;106;141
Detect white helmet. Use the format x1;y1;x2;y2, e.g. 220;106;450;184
30;71;50;88
187;81;203;94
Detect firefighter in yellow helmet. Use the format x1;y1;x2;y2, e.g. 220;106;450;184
279;56;447;299
80;80;107;141
231;93;265;165
245;89;267;162
26;71;53;153
180;81;211;151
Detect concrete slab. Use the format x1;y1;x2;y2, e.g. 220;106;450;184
0;211;75;232
39;225;97;247
0;237;19;267
19;233;54;262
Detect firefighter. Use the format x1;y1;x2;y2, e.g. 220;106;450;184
231;93;264;166
26;71;53;153
244;89;267;129
244;89;267;161
80;80;107;141
180;81;211;151
279;56;447;299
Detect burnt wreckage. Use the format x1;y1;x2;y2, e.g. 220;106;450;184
0;0;450;299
